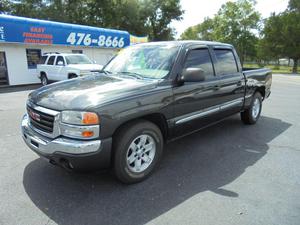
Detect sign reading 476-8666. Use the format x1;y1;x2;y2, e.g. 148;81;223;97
67;32;124;48
0;26;5;41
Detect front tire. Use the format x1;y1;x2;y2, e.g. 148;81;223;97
41;74;48;86
113;120;164;184
241;92;263;124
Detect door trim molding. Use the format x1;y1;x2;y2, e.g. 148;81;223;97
175;97;243;125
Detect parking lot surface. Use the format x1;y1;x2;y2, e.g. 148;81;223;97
0;74;300;225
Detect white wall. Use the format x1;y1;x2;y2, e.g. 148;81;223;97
0;43;117;85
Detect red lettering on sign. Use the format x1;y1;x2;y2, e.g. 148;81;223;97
30;27;45;33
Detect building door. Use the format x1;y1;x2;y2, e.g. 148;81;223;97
0;52;9;85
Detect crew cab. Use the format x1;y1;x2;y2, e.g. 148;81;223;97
22;41;272;183
37;52;103;85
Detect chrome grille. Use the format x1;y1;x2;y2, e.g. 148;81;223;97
27;105;55;133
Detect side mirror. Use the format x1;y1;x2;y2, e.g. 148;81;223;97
181;67;205;82
57;61;64;66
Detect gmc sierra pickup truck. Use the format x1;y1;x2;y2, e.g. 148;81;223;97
22;41;272;183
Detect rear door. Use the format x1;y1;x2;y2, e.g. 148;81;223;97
212;48;245;116
172;46;221;137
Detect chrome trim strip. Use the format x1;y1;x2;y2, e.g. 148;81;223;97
176;107;219;124
175;97;244;124
219;98;243;110
27;100;60;116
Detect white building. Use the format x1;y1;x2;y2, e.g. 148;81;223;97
0;15;130;86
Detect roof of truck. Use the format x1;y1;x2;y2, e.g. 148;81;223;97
136;40;233;48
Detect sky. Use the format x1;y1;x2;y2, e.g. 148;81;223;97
172;0;289;38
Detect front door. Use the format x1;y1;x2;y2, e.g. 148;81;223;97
0;52;9;85
172;47;221;137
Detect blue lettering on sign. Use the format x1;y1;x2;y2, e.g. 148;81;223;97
0;15;130;48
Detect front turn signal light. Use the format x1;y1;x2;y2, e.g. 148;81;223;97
82;130;94;138
82;112;99;125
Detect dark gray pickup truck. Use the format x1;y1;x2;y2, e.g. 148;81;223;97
22;41;272;183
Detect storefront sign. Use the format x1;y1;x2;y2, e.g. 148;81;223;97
0;15;130;48
130;35;149;45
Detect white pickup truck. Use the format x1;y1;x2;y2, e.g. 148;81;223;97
37;53;103;85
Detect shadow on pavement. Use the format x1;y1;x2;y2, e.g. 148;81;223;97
23;115;291;225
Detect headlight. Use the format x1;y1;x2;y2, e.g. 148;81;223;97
60;111;100;139
61;111;99;125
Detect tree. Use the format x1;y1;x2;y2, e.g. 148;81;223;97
0;0;11;14
180;0;261;64
261;0;300;73
1;0;183;40
141;0;183;40
180;17;214;40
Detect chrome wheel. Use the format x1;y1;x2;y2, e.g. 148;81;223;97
252;98;261;119
126;134;156;173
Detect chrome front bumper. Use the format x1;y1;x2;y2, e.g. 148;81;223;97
21;114;101;155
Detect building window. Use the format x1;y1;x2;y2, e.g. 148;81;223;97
72;50;83;54
26;49;41;69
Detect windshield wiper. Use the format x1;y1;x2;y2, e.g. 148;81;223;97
102;70;112;74
118;71;144;79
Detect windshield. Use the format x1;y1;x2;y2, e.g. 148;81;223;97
104;44;180;79
65;55;93;65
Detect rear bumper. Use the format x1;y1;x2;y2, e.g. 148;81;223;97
21;114;112;170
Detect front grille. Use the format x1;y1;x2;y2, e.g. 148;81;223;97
27;105;55;133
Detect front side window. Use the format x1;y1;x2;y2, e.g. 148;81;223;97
104;44;180;79
47;56;55;65
214;49;238;75
26;49;41;69
184;48;214;79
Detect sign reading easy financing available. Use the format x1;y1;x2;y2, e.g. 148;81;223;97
0;15;130;48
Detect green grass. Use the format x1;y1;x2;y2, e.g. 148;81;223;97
243;63;296;74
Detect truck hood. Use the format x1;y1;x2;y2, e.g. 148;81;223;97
29;74;159;111
67;64;103;71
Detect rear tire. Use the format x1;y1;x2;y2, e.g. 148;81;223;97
113;120;164;184
241;92;262;124
41;74;48;86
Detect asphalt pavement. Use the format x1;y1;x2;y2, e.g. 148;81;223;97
0;74;300;225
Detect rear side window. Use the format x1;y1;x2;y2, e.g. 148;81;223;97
184;48;214;79
214;49;238;75
47;56;55;65
39;56;48;64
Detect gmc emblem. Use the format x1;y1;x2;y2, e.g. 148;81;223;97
28;109;40;122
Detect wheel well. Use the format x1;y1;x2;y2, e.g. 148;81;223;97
68;73;78;79
40;71;46;77
113;113;169;141
256;86;265;99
